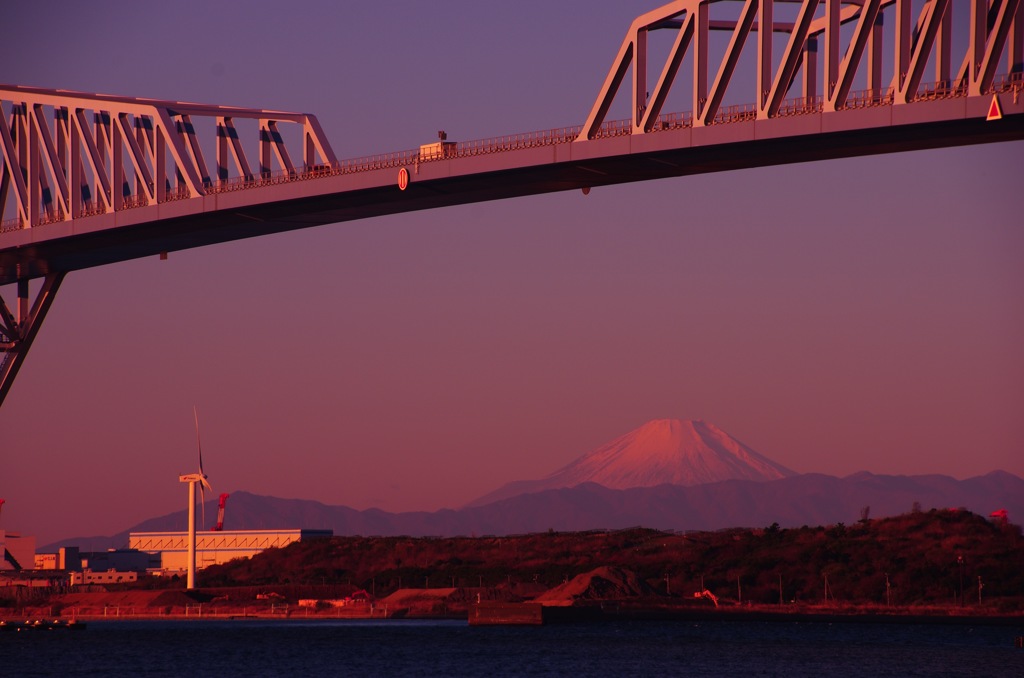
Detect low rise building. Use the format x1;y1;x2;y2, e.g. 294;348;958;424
69;569;139;585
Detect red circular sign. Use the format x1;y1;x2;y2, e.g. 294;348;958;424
398;167;409;191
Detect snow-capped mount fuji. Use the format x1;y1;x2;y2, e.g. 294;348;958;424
466;419;795;507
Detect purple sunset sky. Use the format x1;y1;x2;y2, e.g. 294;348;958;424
1;1;1022;546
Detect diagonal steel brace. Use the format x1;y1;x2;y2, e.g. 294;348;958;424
0;272;65;406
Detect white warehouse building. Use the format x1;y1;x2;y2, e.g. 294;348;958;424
129;529;333;573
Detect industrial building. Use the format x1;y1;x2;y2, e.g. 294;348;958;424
129;528;333;573
35;546;160;573
35;547;83;571
5;519;333;583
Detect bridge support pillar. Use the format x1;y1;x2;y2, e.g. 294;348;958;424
0;272;65;406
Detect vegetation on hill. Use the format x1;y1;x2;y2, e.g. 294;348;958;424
197;509;1023;611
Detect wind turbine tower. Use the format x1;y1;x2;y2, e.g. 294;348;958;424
179;408;211;590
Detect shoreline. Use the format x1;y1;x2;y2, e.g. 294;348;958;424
548;605;1024;627
7;604;1023;627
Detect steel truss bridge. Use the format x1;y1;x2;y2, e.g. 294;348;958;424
1;0;1022;405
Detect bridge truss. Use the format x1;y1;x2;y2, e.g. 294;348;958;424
579;0;1023;137
1;0;1023;405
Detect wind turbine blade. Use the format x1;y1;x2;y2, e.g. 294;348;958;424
200;482;206;530
193;406;204;475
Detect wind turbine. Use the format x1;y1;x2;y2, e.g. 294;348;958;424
179;407;211;590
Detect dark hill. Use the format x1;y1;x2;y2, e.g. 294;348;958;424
197;509;1024;610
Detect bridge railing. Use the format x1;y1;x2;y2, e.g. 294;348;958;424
712;102;757;125
774;95;824;117
839;88;895;109
909;81;966;103
336;151;419;174
588;118;632;139
649;111;692;130
453;125;583;155
991;71;1024;94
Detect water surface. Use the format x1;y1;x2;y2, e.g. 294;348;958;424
5;618;1021;677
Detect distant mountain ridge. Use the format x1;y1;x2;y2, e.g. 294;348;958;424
467;419;795;507
45;471;1024;551
43;419;1021;551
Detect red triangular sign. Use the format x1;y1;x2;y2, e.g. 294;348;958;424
987;95;1002;121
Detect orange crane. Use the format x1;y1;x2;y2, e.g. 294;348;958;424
212;493;230;531
693;589;719;607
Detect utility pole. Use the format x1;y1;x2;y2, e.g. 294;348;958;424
957;555;965;608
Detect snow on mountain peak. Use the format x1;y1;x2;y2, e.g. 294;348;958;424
465;419;795;507
544;418;795;489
